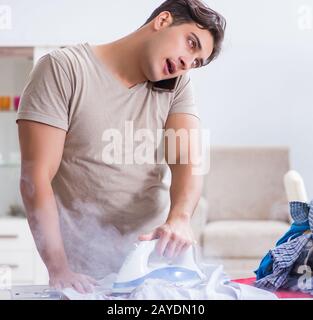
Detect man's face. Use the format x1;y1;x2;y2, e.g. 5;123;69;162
142;21;214;82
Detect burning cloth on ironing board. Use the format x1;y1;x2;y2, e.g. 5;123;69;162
62;240;277;300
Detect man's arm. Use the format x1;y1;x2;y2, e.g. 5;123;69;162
18;120;97;293
139;113;203;258
165;113;203;221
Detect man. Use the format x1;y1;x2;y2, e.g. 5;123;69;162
17;0;225;294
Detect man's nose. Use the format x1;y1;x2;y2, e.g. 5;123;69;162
179;56;194;70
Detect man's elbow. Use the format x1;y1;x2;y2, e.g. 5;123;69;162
19;167;51;200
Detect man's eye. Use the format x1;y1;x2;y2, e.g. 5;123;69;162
188;38;196;49
193;59;201;68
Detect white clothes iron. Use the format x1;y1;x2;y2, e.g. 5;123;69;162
112;239;206;294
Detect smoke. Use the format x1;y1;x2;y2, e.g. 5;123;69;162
56;197;217;283
57;198;146;281
20;170;214;284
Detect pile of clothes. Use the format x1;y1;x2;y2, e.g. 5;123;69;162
255;200;313;294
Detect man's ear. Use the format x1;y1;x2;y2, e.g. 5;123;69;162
153;11;174;31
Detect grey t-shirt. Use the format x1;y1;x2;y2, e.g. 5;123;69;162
17;43;199;278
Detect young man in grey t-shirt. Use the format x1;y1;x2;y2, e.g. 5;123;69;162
17;0;225;293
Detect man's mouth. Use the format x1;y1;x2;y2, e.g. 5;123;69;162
165;59;176;75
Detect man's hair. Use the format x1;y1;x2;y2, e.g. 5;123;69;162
143;0;226;66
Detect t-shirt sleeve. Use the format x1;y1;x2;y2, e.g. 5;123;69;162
168;73;200;119
16;53;72;131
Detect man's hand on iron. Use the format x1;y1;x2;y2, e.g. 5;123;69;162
138;215;195;259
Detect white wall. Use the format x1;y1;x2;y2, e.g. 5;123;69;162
0;0;158;46
1;0;313;196
193;0;313;197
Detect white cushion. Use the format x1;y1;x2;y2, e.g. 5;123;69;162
202;220;290;259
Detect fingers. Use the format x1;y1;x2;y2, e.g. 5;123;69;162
50;280;62;292
86;275;99;286
138;234;152;241
164;236;178;259
139;224;195;260
79;280;93;294
138;230;158;241
164;237;194;259
75;275;96;294
180;242;191;256
172;240;186;259
165;238;192;259
50;274;96;295
156;227;171;256
72;281;85;294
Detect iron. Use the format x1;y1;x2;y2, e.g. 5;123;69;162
112;239;206;294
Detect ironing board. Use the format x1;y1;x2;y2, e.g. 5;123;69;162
233;277;313;299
